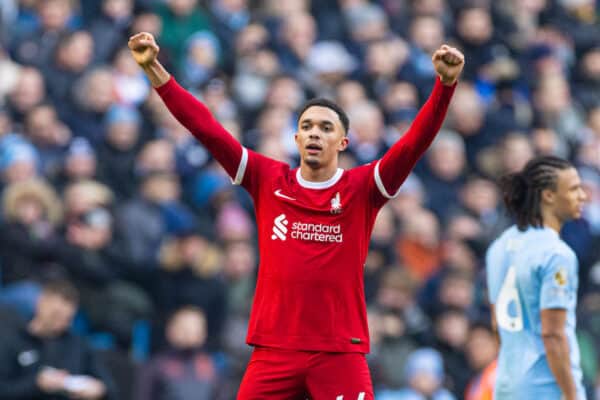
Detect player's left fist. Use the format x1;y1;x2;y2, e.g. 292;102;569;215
432;45;465;86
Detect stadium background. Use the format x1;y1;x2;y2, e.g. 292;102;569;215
0;0;599;398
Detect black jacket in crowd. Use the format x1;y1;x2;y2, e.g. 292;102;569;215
0;325;118;400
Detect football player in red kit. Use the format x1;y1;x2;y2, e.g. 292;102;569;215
129;32;464;399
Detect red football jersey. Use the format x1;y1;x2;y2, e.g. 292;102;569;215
156;76;456;354
240;154;385;353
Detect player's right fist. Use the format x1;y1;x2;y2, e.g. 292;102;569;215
128;32;159;67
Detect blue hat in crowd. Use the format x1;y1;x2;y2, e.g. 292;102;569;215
105;105;141;126
0;134;39;171
66;137;96;159
404;348;444;383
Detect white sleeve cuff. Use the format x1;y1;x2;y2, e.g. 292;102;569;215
231;147;248;185
374;160;402;199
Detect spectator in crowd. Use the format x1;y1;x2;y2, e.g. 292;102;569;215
0;280;117;400
376;347;456;400
135;306;222;400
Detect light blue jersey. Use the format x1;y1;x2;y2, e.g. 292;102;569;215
486;226;585;400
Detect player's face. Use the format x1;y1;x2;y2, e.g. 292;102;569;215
295;106;348;170
550;167;587;221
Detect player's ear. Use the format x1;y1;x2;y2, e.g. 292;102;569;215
338;136;349;152
541;188;555;205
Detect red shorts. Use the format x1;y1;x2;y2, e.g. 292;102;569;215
237;347;374;399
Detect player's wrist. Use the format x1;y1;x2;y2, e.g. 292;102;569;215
439;74;457;86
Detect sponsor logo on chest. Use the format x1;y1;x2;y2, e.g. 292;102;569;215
271;213;343;243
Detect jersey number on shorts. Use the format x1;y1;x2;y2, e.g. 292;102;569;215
495;266;524;332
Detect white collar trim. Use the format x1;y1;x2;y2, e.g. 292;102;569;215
296;168;344;189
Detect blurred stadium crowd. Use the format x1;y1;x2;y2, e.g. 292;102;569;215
0;0;599;399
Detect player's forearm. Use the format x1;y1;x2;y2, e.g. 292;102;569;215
155;77;243;178
543;333;577;399
141;59;171;88
377;77;456;193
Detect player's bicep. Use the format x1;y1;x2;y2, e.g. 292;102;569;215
539;253;577;310
540;308;567;338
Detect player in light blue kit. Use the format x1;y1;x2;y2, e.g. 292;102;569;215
486;156;587;400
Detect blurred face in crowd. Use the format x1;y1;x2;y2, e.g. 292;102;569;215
265;0;308;17
336;81;366;111
0;110;11;136
587;107;600;137
295;105;348;170
56;31;94;73
410;16;444;54
376;269;416;312
457;7;493;45
9;68;46;113
33;292;77;337
103;0;134;20
107;119;139;151
501;133;534;173
460;177;499;216
427;134;466;181
347;101;383;143
532;127;563;156
65;152;96;181
258;106;293;138
168;0;198;16
413;0;446;17
15;196;44;226
366;40;404;79
223;241;256;280
466;326;498;371
448;84;484;135
26;104;71;146
258;135;288;162
534;76;571;114
410;370;440;397
266;77;304;110
282;13;316;59
580;48;600;81
142;174;181;203
166;308;207;350
178;234;208;266
435;310;470;349
382;81;418;112
136;139;175;175
79;69;115;112
4;160;37;184
38;0;72;31
130;12;162;37
402;209;440;249
235;24;269;57
439;274;474;310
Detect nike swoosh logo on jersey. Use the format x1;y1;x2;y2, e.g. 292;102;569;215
274;189;296;201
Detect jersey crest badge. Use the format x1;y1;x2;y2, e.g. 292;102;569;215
554;268;568;286
330;192;342;214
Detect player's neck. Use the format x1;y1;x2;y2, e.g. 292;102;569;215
299;163;339;183
541;209;563;233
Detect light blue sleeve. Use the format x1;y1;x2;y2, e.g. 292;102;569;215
485;240;503;304
540;251;577;310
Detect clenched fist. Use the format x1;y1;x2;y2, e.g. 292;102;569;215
432;45;465;85
128;32;160;67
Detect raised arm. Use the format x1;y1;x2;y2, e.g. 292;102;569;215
374;45;464;199
128;32;245;182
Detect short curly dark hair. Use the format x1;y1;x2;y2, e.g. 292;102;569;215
298;98;350;134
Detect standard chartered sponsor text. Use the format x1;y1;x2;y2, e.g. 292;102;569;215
291;222;343;243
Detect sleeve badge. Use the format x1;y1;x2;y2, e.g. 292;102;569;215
554;268;568;287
